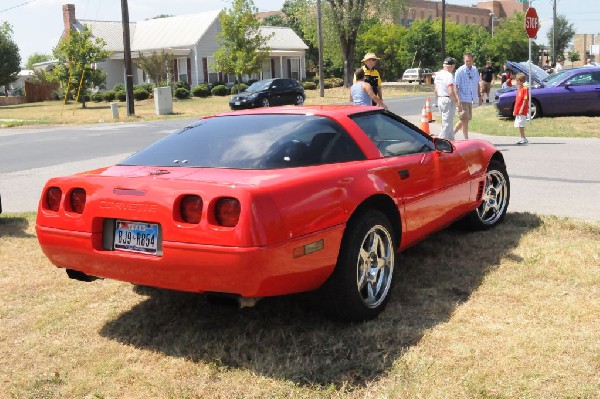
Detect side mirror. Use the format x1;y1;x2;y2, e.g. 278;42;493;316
434;138;454;153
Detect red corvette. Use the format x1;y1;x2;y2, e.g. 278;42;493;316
36;105;509;321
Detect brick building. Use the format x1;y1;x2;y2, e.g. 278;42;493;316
571;34;599;66
400;0;529;32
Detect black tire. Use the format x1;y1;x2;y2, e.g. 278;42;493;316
461;159;510;230
317;210;397;321
261;98;270;107
530;99;541;119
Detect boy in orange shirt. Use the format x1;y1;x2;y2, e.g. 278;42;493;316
513;73;529;144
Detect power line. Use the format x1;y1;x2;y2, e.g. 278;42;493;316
0;0;39;14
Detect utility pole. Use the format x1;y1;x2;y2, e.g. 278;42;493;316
121;0;135;116
441;0;446;62
552;0;557;64
316;0;324;97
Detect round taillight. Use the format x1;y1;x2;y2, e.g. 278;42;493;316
70;188;86;214
46;187;62;212
216;198;241;227
180;195;202;224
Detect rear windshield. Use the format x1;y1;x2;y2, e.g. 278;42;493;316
119;114;366;169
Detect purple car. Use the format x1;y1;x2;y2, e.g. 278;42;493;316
496;64;600;118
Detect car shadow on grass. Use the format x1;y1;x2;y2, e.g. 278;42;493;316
99;212;542;388
0;214;36;238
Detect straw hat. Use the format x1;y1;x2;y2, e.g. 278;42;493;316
362;53;380;62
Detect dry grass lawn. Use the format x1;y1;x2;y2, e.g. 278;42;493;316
1;212;598;398
0;85;432;128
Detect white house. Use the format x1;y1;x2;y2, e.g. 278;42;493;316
61;4;308;90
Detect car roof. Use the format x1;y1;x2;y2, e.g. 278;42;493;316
216;104;382;118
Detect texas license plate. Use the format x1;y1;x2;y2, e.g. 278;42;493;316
235;101;241;106
114;220;159;255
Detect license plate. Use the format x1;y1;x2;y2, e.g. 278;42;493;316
114;220;159;255
235;101;241;106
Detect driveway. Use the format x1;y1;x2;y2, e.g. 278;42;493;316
1;113;599;221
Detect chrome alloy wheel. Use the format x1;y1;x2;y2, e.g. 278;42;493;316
477;169;508;225
356;225;394;309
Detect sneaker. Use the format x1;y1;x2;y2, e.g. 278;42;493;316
516;138;528;145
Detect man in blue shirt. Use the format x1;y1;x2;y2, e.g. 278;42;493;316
453;53;483;139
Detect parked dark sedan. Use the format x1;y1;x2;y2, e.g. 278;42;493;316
229;78;305;110
496;65;600;118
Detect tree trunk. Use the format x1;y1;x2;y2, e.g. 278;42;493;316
343;40;356;87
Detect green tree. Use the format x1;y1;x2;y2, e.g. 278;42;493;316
324;0;406;85
484;12;529;66
51;25;110;107
213;0;272;90
26;52;52;69
402;19;440;70
0;22;21;96
567;50;580;67
357;22;408;80
135;50;173;85
547;15;575;63
262;13;288;27
290;0;344;77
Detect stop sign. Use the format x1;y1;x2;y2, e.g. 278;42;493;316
525;7;539;38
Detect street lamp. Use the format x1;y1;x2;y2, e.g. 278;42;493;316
489;12;497;37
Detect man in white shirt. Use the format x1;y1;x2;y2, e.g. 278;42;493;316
555;58;564;72
434;57;460;140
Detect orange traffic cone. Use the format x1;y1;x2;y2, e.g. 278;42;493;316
425;97;434;122
419;105;431;135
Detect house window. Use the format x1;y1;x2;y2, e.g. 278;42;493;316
206;56;219;83
177;58;188;83
289;58;300;80
262;59;272;79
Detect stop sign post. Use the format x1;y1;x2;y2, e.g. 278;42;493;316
524;7;539;122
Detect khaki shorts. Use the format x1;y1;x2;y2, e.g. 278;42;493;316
458;102;473;121
480;81;491;94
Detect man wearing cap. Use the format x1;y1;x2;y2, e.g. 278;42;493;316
359;53;383;105
434;57;460;140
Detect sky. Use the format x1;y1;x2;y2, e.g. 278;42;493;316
2;0;598;67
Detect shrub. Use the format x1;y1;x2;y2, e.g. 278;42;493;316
116;90;126;102
174;87;190;99
113;83;125;92
192;84;210;98
174;81;190;90
135;83;154;94
230;83;248;94
91;92;104;102
76;93;91;103
211;84;228;96
103;90;116;102
323;80;334;89
324;77;344;87
302;81;317;90
133;88;150;101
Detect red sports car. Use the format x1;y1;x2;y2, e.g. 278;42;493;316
36;105;509;321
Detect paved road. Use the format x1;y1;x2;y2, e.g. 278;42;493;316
1;106;599;221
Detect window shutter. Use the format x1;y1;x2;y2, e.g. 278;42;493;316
187;58;192;85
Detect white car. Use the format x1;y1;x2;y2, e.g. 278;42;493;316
401;68;433;83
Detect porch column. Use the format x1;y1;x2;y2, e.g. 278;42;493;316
280;56;283;78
